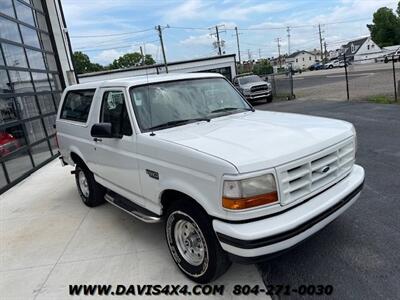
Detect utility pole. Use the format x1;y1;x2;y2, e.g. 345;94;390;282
247;49;252;62
234;27;241;63
258;48;261;60
139;46;144;66
287;26;291;55
215;25;221;55
344;53;350;101
275;38;282;68
211;25;226;56
318;24;324;62
324;41;328;63
156;25;168;73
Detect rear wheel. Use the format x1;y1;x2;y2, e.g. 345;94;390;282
165;200;231;283
75;164;106;207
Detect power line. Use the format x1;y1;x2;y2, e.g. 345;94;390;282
77;39;159;52
70;17;371;39
74;34;157;50
70;28;154;38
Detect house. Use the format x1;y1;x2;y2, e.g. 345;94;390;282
286;51;317;70
328;49;341;60
340;37;382;64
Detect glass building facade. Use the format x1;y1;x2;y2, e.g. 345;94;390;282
0;0;65;193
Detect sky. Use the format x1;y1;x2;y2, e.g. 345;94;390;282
61;0;398;65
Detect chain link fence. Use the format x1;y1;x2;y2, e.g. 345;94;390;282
274;54;400;103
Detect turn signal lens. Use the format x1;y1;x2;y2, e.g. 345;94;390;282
222;192;278;210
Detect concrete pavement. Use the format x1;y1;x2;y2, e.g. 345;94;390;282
0;160;265;300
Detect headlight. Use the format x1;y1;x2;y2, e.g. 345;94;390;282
222;174;278;210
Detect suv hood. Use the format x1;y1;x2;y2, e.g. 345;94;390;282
155;110;354;173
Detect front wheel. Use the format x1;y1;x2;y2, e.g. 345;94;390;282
266;95;273;103
75;164;106;207
165;201;231;283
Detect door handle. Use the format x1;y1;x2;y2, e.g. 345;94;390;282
93;137;102;142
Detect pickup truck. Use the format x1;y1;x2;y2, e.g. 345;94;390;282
233;74;273;103
56;73;364;283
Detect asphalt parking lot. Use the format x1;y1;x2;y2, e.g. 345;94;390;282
272;63;399;101
255;99;400;299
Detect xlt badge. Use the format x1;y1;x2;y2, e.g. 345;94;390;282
146;169;159;180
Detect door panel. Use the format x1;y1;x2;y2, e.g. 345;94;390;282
91;89;143;202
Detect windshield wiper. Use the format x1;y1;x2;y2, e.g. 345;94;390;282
210;107;254;113
147;117;210;131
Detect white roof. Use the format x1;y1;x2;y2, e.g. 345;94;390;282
66;72;224;91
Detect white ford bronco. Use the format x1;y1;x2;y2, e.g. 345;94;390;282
56;73;365;283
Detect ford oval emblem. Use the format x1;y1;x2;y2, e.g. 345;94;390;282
321;166;330;173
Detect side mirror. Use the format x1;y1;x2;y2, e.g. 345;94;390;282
91;123;115;138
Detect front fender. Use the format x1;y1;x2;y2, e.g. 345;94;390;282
159;176;222;218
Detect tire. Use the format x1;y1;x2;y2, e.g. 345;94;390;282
75;164;106;207
329;65;333;69
266;95;273;103
165;200;231;283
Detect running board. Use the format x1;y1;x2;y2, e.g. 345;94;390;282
104;192;161;223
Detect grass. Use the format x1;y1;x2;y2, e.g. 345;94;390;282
367;95;399;104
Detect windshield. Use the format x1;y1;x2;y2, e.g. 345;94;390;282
130;78;252;132
238;75;262;85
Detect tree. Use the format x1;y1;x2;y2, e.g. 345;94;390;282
252;59;273;76
73;51;104;74
144;54;156;65
108;52;155;70
367;2;400;47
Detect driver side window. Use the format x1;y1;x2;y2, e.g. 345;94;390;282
100;91;132;136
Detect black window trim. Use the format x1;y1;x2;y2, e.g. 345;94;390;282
59;88;96;124
99;89;133;137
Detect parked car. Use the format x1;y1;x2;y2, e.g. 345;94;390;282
308;62;324;71
383;48;400;63
0;131;20;157
233;74;273;103
324;60;346;69
56;73;365;283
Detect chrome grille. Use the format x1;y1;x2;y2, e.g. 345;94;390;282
250;85;268;92
276;138;355;206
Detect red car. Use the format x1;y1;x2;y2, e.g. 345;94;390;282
0;131;20;157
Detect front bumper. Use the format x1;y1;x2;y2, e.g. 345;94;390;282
245;90;272;100
213;164;365;260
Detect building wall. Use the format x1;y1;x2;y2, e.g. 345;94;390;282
79;55;237;83
353;37;383;64
0;0;69;193
286;52;316;70
45;0;76;85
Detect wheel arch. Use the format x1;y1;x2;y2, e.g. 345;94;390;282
160;189;209;216
70;150;88;169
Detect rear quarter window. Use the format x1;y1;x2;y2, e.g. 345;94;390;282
60;89;95;123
